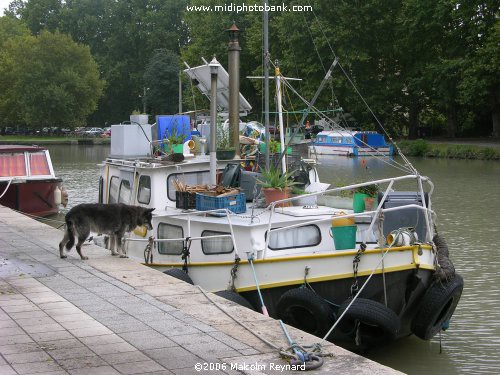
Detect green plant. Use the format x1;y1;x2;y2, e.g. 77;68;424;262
166;128;186;145
216;117;234;150
269;139;280;153
356;184;378;197
131;109;142;115
291;187;306;195
256;167;298;190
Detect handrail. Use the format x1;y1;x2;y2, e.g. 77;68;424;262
263;173;434;259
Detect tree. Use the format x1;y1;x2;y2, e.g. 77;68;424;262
143;49;180;116
0;30;105;128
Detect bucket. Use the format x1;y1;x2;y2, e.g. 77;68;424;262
353;192;369;213
332;212;355;227
331;225;357;250
168;144;183;154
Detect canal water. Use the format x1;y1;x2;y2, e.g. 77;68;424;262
47;144;500;375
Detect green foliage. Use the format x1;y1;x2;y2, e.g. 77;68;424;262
256;167;297;190
398;140;500;160
1;0;497;137
216;117;233;151
269;140;280;154
356;184;378;197
0;30;104;128
166;128;186;145
143;49;180;116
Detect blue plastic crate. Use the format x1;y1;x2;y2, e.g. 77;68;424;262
195;192;246;214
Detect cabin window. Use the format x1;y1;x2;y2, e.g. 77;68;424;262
0;153;27;177
157;223;184;255
108;176;119;203
332;137;342;144
29;152;50;175
317;135;327;143
201;230;234;254
137;175;151;204
118;180;131;204
266;224;321;251
166;170;212;201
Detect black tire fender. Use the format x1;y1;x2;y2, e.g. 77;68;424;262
336;298;400;345
214;290;255;311
276;288;334;337
411;273;464;340
163;268;193;285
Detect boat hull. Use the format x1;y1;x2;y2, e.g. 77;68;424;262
0;179;61;217
309;145;393;156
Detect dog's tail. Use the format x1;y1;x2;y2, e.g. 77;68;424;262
65;219;75;251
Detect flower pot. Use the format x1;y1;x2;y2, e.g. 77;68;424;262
216;150;235;160
363;197;375;211
262;187;291;207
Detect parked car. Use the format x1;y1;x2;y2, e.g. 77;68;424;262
83;127;104;137
101;127;111;137
73;127;90;137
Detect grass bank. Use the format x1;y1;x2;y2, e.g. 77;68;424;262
397;139;500;160
0;136;110;145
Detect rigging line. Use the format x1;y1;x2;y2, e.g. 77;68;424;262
281;78;413;173
307;0;417;174
268;58;411;173
300;10;327;74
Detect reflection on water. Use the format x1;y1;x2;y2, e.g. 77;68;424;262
46;147;500;374
317;156;500;375
48;144;109;214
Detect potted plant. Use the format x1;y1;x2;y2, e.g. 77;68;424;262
257;167;297;207
216;119;235;160
353;184;378;213
166;129;186;154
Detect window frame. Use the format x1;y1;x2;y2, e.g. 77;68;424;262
108;176;119;203
118;179;131;204
137;175;151;204
157;223;184;255
265;224;322;251
200;230;234;255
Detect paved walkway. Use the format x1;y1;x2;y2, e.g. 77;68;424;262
0;206;401;374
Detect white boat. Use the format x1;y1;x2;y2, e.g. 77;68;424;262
94;20;462;352
310;129;394;157
97;109;462;352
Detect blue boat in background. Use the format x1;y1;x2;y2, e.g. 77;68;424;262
310;129;394;156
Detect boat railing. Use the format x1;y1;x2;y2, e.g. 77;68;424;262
124;174;434;261
263;173;434;259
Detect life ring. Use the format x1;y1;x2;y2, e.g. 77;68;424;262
214;290;255;311
276;288;334;337
411;273;464;340
336;298;400;346
163;268;193;285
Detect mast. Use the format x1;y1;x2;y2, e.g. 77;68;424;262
263;0;270;170
275;61;286;173
209;57;219;186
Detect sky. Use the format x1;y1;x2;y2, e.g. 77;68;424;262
0;0;10;16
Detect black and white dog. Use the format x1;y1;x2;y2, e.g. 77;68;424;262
59;203;154;260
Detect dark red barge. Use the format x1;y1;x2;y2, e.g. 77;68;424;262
0;145;65;217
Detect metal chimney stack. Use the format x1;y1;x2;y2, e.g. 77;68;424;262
227;23;241;158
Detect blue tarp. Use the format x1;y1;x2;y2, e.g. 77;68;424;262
157;115;191;141
353;132;388;147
